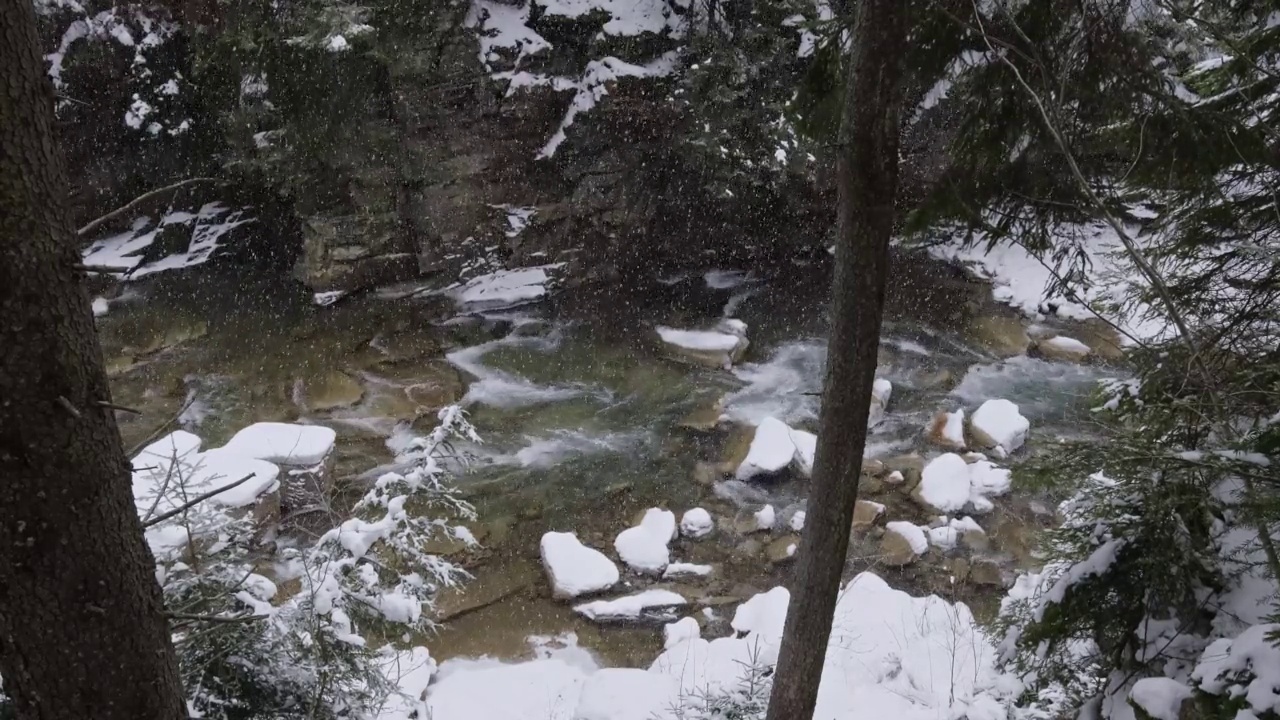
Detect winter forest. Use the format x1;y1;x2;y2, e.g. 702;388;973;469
2;0;1279;718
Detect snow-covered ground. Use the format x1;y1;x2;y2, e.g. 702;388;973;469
412;571;1017;720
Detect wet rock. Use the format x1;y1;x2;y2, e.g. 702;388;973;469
968;558;1007;587
915;368;956;391
732;539;763;561
135;318;209;357
302;371;365;411
678;395;727;433
370;330;440;364
862;459;886;476
766;535;800;564
883;453;925;489
719;424;754;472
1031;335;1092;363
883;470;906;486
968;315;1031;357
691;461;723;486
851;500;886;533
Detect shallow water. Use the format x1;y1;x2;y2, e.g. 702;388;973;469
97;255;1121;667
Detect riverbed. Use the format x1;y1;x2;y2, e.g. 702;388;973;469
96;250;1123;668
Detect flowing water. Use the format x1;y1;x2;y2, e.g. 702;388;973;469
96;254;1123;667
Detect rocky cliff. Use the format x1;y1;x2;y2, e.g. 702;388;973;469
40;0;843;292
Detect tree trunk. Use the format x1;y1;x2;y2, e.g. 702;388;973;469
764;1;911;718
0;1;187;718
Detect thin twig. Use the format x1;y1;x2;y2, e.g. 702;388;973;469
166;611;265;624
143;473;258;528
127;394;197;457
56;396;81;418
77;178;221;238
98;400;141;414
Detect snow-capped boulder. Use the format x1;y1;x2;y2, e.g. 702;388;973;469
881;522;928;566
926;409;966;450
656;319;749;369
574;589;686;622
736;416;815;480
680;508;714;538
540;532;619;599
222;422;337;466
615;509;678;574
1033;335;1092;363
969;399;1030;458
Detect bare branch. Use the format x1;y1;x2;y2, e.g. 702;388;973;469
127;394;197;457
98;400;141;415
143;473;258;528
77;178;222;238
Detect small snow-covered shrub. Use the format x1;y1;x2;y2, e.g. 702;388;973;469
160;407;479;719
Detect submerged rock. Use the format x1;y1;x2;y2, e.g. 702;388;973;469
968;315;1031;357
301;370;365;411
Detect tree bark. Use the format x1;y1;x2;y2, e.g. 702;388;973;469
764;1;911;718
0;0;187;718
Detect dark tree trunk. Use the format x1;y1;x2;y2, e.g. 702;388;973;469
0;0;187;718
764;0;911;718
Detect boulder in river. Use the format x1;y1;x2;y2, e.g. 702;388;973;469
655;319;749;369
851;499;886;532
615;509;677;575
969;399;1030;458
925;409;967;450
540;532;619;599
1032;335;1092;363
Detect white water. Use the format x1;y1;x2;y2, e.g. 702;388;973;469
446;325;596;409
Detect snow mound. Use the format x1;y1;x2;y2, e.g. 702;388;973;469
575;669;679;720
664;617;700;649
222;422;336;465
574;589;686;622
615;508;677;574
927;409;966;450
928;525;959;550
970;399;1030;458
540;532;619;599
680;507;714;538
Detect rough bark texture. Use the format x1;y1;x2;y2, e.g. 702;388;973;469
763;1;910;718
0;0;187;717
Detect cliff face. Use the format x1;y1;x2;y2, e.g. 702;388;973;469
41;0;835;291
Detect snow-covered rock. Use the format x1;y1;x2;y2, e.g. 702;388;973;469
753;504;776;531
449;265;561;310
789;510;806;532
656;320;749;369
926;409;966;450
1130;677;1194;720
1034;335;1092;363
663;617;700;649
680;508;714;538
736;416;814;480
540;532;619;599
915;453;973;513
882;522;929;566
662;563;712;580
92;297;110;317
927;525;959;550
969;399;1030;458
851;499;886;532
574;589;686;622
914;453;1013;514
222;422;337;465
868;378;893;426
615;509;677;574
